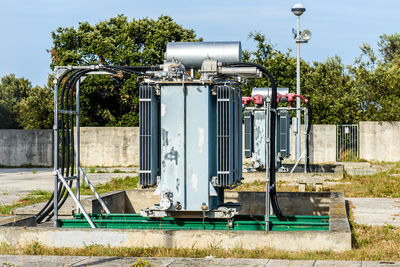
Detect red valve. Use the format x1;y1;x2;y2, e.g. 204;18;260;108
253;94;264;105
277;93;283;103
242;96;252;105
277;93;308;107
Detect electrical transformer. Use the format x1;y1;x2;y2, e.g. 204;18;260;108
139;42;260;218
243;88;291;169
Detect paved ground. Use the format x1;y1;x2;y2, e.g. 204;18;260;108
0;255;398;267
0;168;137;206
347;198;400;226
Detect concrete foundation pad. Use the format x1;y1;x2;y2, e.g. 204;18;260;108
0;226;350;252
0;191;351;252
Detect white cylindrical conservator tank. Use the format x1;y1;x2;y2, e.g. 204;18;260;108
251;87;289;99
165;41;242;69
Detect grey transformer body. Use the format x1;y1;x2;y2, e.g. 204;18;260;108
139;41;260;219
48;41;284;228
244;87;291;171
243;87;310;173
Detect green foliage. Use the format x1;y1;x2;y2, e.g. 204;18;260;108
0;74;53;129
2;17;400;127
50;15;201;126
17;86;53;129
246;32;400;124
0;74;31;128
348;34;400;122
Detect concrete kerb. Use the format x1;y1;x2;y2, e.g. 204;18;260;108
0;191;351;252
0;255;398;267
0;224;350;252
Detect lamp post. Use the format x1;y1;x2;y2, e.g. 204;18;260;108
291;3;311;165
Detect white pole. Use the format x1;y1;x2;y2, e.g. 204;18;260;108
295;15;301;161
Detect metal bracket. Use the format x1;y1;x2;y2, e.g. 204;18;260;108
80;168;111;214
56;170;96;228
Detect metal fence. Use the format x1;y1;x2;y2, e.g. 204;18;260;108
336;124;359;161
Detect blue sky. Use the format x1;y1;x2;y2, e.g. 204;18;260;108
0;0;399;87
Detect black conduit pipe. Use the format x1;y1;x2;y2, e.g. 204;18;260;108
305;101;312;172
222;61;286;221
37;66;154;224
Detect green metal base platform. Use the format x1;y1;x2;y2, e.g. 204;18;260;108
59;214;329;231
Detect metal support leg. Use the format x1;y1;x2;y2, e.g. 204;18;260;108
290;152;306;173
76;80;81;213
80;168;111;214
53;80;59;227
265;99;271;231
57;170;96;228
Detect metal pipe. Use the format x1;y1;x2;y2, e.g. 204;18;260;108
76;79;80;213
265;98;271;231
80;168;111;214
183;83;187;209
295;15;302;161
53;79;59;227
57;170;96;228
304;108;308;173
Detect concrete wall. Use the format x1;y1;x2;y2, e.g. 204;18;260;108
0;130;52;167
3;122;400;167
79;127;139;167
288;124;337;164
359;121;400;161
78;125;338;166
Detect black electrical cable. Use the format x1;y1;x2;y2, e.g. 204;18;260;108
51;68;80;220
52;69;91;215
37;65;172;224
37;66;145;224
36;70;75;223
35;70;75;223
36;69;90;223
305;101;313;172
223;61;286;221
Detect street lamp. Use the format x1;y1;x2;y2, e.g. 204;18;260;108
291;3;311;168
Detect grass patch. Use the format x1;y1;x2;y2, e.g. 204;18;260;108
328;169;400;198
238;166;400;198
112;169;130;173
0;190;52;215
78;176;139;195
0;176;139;215
0;222;398;261
0;164;49;168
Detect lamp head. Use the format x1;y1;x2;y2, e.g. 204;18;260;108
301;29;312;41
291;3;305;16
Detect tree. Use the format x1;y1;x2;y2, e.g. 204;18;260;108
0;74;31;128
349;34;400;121
378;34;400;64
50;15;202;126
17;86;54;129
245;33;359;124
304;57;360;124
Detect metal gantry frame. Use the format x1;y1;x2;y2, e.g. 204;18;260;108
53;66;111;228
